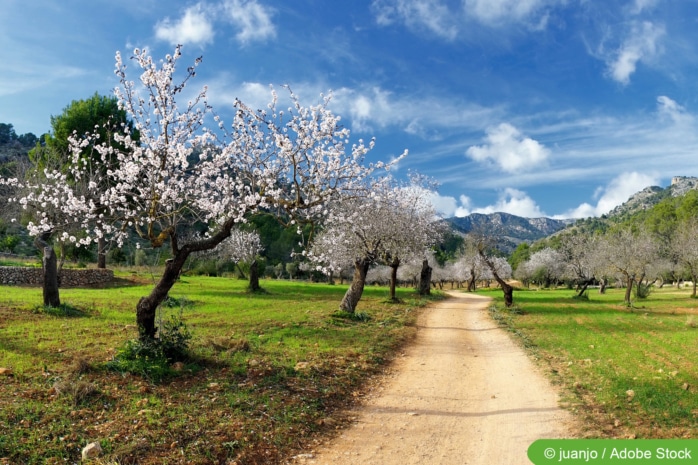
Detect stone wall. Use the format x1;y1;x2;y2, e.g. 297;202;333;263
0;267;114;287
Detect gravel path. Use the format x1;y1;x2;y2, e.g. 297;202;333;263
297;291;576;465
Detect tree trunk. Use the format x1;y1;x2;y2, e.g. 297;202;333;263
236;262;247;280
418;259;432;296
498;278;514;307
248;259;260;292
136;254;188;339
599;278;607;294
576;279;593;297
35;233;60;307
467;274;476;292
97;237;107;269
692;273;697;298
339;258;371;313
624;274;634;305
389;257;400;301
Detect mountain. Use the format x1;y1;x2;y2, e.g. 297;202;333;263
608;176;698;218
446;212;572;253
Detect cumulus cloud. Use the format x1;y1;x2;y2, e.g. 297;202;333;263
155;3;214;47
465;123;550;173
429;192;473;218
223;0;276;44
473;188;546;217
154;1;275;47
429;189;546;218
558;172;659;219
606;21;665;85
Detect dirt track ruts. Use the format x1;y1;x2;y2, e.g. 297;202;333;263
299;291;575;465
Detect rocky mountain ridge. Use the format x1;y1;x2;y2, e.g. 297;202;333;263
446;212;572;253
608;176;698;217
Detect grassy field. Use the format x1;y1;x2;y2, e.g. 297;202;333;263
0;273;440;464
481;285;698;439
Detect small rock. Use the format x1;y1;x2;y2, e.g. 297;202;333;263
626;389;635;399
0;367;13;376
171;361;185;371
248;359;260;367
81;442;102;460
682;383;690;391
294;362;310;371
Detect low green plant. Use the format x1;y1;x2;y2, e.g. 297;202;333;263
331;310;371;322
106;312;192;382
33;303;88;317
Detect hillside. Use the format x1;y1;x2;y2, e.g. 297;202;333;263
446;212;572;253
609;176;698;218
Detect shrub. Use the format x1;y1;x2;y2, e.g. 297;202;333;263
106;312;192;382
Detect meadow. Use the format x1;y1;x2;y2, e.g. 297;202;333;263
482;285;698;439
0;272;438;464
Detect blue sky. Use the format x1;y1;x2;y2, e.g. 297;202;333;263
3;0;698;219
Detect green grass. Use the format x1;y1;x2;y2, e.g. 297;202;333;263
0;275;440;464
480;285;698;439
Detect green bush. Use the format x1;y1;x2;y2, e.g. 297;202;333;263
106;313;192;382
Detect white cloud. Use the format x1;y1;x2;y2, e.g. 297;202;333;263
428;193;473;218
429;189;546;218
223;0;276;44
473;188;546;217
606;21;665;85
155;3;214;47
371;0;458;40
463;0;553;27
629;0;659;15
558;171;660;218
466;123;550;173
657;95;693;125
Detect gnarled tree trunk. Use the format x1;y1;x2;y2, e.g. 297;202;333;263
388;257;400;301
339;258;371;313
136;254;189;339
418;259;432;296
248;259;260;292
35;232;60;307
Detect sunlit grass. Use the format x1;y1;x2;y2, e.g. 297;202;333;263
0;275;439;464
480;285;698;438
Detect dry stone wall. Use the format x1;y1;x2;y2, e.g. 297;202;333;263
0;267;113;287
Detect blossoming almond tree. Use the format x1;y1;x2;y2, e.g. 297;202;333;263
308;176;442;311
3;46;402;339
203;228;263;290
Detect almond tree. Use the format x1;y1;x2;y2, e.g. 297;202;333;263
517;247;566;288
468;232;514;306
671;218;698;297
307;177;440;311
199;228;263;290
2;46;400;339
558;233;598;296
598;226;660;305
380;175;444;301
307;195;393;313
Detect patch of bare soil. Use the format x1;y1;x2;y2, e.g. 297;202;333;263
296;291;576;465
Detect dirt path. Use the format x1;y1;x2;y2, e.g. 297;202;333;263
297;291;576;465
